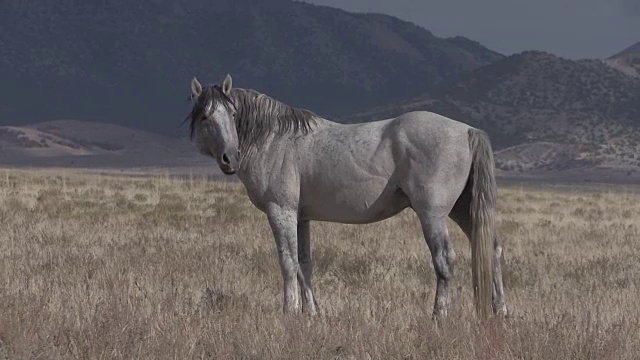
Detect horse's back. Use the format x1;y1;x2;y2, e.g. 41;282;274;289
386;110;472;136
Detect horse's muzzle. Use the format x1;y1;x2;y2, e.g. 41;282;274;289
219;150;239;175
220;164;237;175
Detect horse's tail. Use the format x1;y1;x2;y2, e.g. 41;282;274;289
468;128;496;319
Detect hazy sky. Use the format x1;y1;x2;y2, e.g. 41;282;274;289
306;0;640;59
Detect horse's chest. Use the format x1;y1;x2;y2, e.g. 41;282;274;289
237;172;270;213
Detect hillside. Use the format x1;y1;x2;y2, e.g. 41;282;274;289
346;51;640;176
0;0;501;136
0;120;205;168
605;42;640;78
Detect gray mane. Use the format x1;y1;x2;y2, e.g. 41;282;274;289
188;86;318;150
232;88;317;149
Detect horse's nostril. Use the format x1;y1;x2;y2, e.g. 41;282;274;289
221;153;230;165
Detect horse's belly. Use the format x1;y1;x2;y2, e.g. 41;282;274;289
300;181;410;224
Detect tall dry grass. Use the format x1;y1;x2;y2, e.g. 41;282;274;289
0;169;639;359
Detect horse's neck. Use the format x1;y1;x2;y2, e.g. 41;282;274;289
235;134;279;198
237;116;332;175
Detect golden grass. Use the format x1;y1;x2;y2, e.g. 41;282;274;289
1;169;640;359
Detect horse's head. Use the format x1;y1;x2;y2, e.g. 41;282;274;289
189;74;240;175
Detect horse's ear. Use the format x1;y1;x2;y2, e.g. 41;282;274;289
191;77;202;97
222;74;233;95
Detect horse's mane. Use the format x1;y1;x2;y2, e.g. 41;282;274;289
187;86;318;150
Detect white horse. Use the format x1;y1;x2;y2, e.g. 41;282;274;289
187;74;507;319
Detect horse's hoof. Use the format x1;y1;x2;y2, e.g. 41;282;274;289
431;309;448;323
493;305;508;319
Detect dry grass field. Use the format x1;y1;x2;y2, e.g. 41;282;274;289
1;169;639;359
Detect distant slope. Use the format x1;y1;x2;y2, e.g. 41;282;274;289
605;42;640;78
0;0;502;136
0;120;205;168
346;51;640;174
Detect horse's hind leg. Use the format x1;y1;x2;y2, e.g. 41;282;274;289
415;213;456;319
489;236;507;316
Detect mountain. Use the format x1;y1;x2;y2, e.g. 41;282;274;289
0;120;206;168
346;51;640;176
605;42;640;78
0;0;502;136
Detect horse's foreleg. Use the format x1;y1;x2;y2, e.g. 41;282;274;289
418;214;455;319
266;204;301;314
297;220;319;315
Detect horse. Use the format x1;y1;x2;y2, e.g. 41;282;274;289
186;74;507;320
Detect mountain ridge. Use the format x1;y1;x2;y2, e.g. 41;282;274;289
605;41;640;78
0;0;501;136
345;50;640;174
